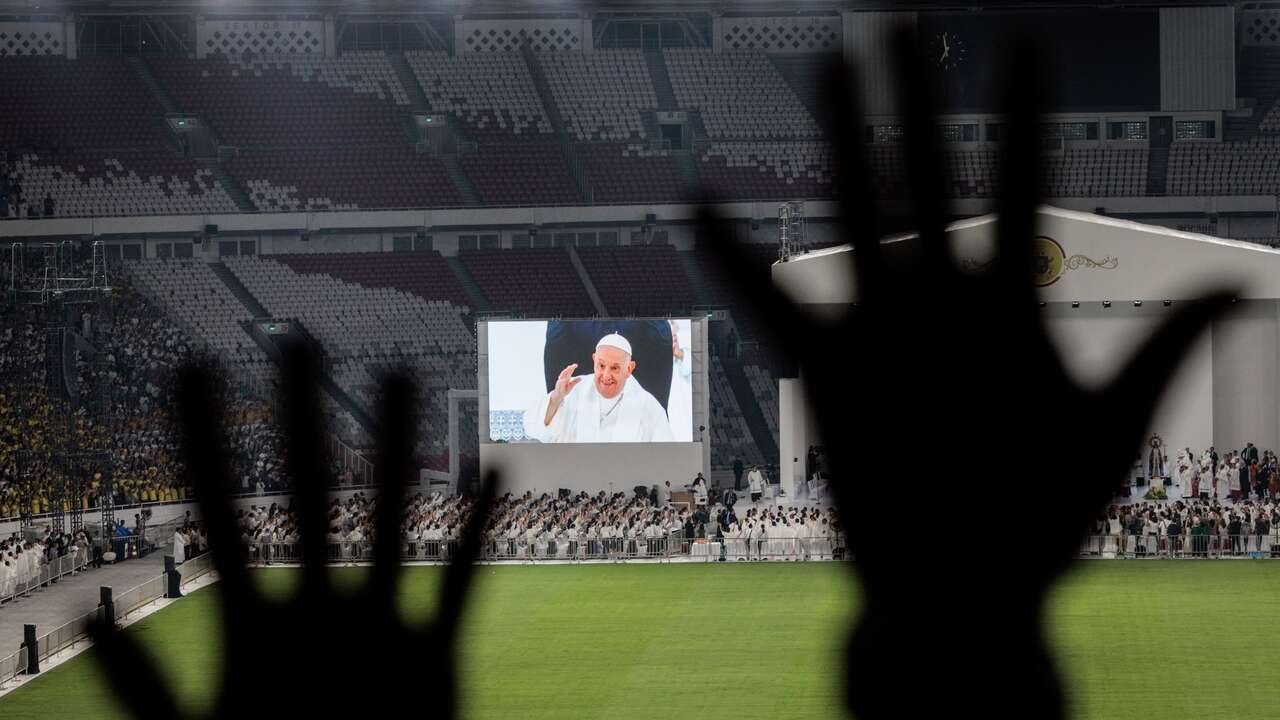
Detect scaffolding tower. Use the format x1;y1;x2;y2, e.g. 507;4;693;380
6;240;114;535
778;200;807;262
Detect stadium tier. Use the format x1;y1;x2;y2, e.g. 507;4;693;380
123;258;271;376
229;147;462;211
6;152;237;217
223;253;474;465
574;245;696;316
274;250;471;308
536;49;655;142
459;139;581;205
405;50;552;139
146;54;408;147
0;56;168;150
1168;138;1280;196
579;143;685;204
664;49;821;140
697;141;835;201
459;247;594;317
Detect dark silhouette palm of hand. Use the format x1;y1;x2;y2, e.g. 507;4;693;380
90;343;496;719
701;33;1235;719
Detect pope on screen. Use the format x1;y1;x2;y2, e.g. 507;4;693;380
523;333;674;443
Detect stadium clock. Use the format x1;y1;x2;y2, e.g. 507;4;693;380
929;31;967;72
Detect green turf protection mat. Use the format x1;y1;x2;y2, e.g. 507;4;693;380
2;562;1279;720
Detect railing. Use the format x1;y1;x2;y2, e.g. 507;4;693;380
114;575;167;623
0;646;27;688
0;546;92;606
36;605;104;664
249;535;850;564
1078;533;1280;559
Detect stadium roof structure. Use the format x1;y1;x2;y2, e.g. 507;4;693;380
0;0;1238;15
772;206;1280;306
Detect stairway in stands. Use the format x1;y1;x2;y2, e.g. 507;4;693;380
389;53;431;111
1146;147;1169;196
1228;47;1280;141
127;56;180;115
204;160;258;212
209;261;270;318
676;250;711;305
644;51;678;110
769;55;829;121
444;255;492;312
441;154;481;206
720;348;779;467
211;261;377;437
520;45;589;203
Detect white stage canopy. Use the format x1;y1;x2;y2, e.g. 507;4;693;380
770;206;1280;496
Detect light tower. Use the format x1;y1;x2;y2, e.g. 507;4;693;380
778;200;806;262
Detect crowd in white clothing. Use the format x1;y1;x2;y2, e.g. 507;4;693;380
235;489;843;561
0;529;92;601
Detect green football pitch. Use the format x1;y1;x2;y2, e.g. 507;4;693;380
3;562;1280;720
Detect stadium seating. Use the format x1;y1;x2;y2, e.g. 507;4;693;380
5;152;237;217
228;147;462;211
459;247;595;317
663;49;821;140
1042;147;1148;197
274;250;471;308
123;258;270;377
147;54;407;147
710;355;765;468
697;142;834;200
579;143;685;204
536;50;655;141
0;56;168;150
223;254;474;463
1168;138;1280;196
405;51;552;139
575;245;696;316
459;140;581;206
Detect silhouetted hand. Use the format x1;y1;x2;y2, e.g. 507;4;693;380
700;31;1235;720
90;343;496;719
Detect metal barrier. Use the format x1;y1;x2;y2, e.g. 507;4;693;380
35;605;104;664
0;648;27;687
249;535;850;564
114;575;167;622
0;546;92;606
1078;534;1280;559
179;552;215;582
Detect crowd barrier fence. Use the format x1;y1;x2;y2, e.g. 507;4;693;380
0;549;217;689
1078;533;1280;559
0;546;92;606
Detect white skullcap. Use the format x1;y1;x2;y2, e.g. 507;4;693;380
596;333;632;356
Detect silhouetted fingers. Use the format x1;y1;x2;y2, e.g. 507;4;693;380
176;364;252;611
433;471;497;642
278;340;334;597
890;25;951;274
369;370;415;607
694;203;808;354
1091;292;1237;502
992;34;1047;307
88;616;182;720
821;56;885;303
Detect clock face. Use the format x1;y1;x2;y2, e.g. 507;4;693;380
930;30;967;71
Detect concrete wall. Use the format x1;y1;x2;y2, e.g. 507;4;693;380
479;442;706;497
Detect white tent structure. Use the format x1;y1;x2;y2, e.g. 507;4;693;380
770;206;1280;496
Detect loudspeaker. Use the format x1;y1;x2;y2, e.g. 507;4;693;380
644;213;656;225
300;231;310;242
204;224;218;235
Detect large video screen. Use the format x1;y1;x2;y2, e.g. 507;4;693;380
487;319;694;444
